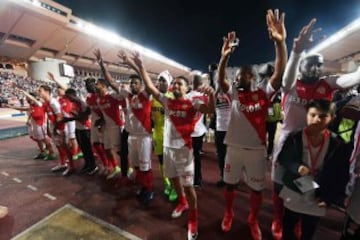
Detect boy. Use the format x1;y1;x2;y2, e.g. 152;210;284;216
278;99;348;239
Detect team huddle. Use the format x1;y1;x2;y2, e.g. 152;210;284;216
2;8;360;240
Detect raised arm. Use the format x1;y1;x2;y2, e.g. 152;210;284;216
48;72;67;91
117;50;141;75
6;104;29;111
197;86;216;114
93;48;120;93
282;18;317;92
266;9;288;90
218;31;237;93
333;66;360;89
17;88;42;106
128;51;161;99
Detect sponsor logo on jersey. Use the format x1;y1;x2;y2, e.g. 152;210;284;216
237;102;262;112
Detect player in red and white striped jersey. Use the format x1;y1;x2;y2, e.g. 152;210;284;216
217;9;287;240
122;50;215;240
38;85;74;176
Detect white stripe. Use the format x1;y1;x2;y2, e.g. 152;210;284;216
43;193;56;201
27;185;37;191
1;171;9;176
13;177;22;183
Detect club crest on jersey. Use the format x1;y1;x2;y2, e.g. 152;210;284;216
130;98;143;109
316;86;326;94
182;104;190;110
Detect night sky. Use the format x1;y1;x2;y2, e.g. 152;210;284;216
56;0;360;72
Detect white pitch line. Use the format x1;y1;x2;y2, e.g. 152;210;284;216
43;193;56;201
27;185;37;191
1;171;9;177
13;177;22;183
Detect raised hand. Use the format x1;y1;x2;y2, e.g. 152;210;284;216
266;9;286;43
47;72;55;81
117;50;129;65
131;51;143;68
200;85;215;97
293;18;317;53
221;31;237;58
118;50;139;71
93;48;102;62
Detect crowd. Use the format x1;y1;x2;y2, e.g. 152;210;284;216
1;8;360;240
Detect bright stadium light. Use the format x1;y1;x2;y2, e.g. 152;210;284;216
74;21;190;72
309;16;360;54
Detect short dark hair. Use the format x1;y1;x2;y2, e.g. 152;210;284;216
96;78;109;87
175;76;189;86
193;74;202;88
85;78;96;93
129;74;141;80
65;88;77;96
85;78;96;84
306;99;335;115
39;85;51;94
29;92;37;98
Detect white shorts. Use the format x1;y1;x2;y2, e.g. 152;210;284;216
28;122;46;141
163;146;194;187
128;135;152;171
103;126;121;151
65;121;76;139
224;146;266;191
48;122;66;146
90;125;103;144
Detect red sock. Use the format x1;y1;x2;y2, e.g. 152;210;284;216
93;144;108;167
72;146;78;157
143;170;154;190
108;156;118;169
224;189;235;214
65;148;74;168
272;190;284;223
188;208;198;222
56;146;67;165
179;194;188;205
135;168;141;184
249;191;263;222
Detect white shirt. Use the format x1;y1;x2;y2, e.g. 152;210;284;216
224;82;275;149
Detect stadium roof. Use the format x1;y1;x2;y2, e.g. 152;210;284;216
309;16;360;73
0;0;191;77
1;0;359;77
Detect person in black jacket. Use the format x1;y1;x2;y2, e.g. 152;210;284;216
278;99;349;240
